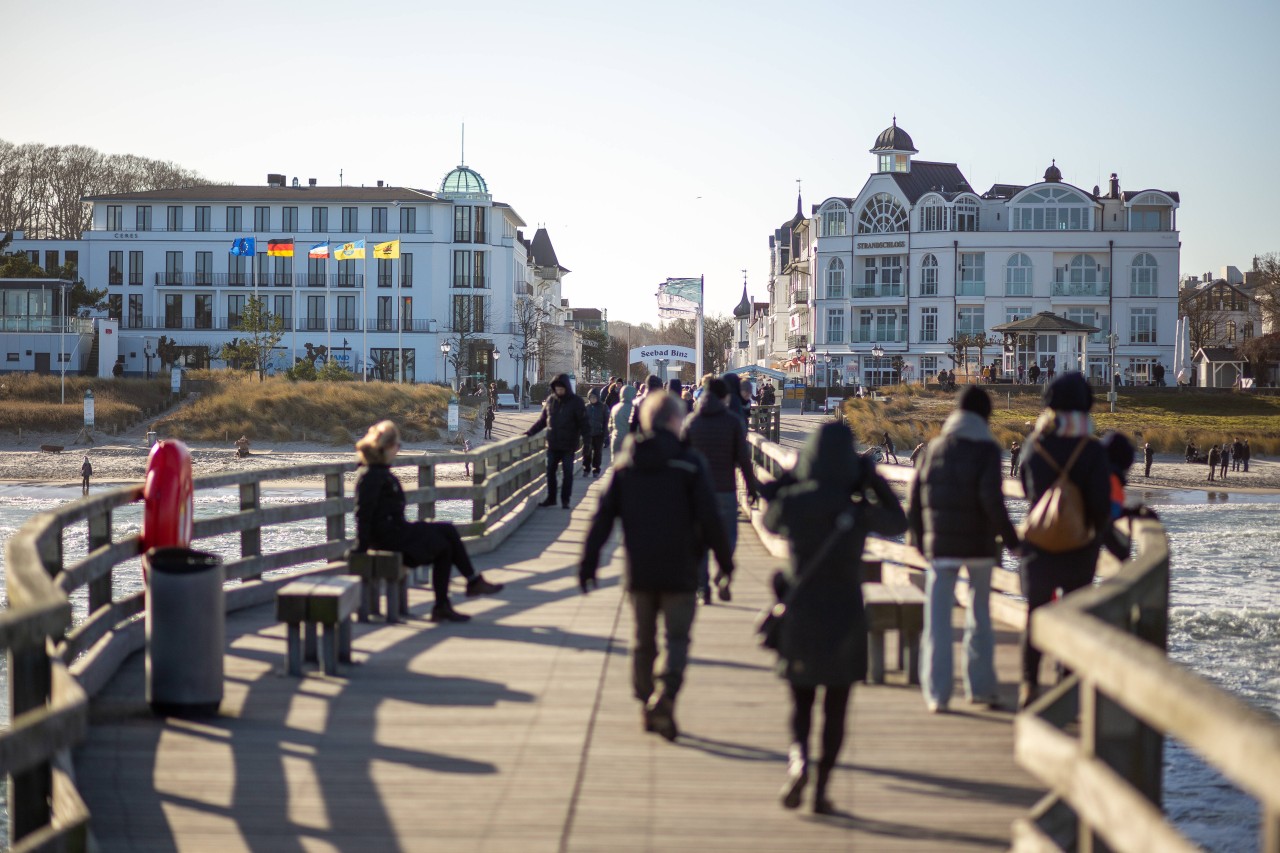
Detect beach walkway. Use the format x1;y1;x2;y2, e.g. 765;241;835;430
74;465;1041;852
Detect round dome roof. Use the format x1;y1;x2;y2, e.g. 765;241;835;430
871;120;918;153
440;165;488;196
1043;160;1062;183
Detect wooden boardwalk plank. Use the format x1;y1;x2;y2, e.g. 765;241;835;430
74;470;1042;853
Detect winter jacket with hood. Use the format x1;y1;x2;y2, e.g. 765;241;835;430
581;428;732;593
526;373;589;452
610;385;637;454
584;397;608;436
682;392;759;496
721;373;750;430
907;410;1019;559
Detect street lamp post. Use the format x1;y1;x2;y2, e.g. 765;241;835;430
822;355;831;411
143;340;155;381
491;349;500;393
806;343;815;413
440;341;451;390
1108;332;1118;413
508;342;526;409
870;344;885;388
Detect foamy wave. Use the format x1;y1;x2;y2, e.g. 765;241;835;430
1171;606;1280;643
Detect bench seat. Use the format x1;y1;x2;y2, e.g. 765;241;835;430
863;581;925;685
348;550;411;624
276;575;361;676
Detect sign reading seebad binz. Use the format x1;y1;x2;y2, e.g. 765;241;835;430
630;345;696;363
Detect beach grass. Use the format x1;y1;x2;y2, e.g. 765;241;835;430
0;374;170;434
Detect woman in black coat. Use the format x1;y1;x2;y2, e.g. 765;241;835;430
352;421;503;622
764;422;908;814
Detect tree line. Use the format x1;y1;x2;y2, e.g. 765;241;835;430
0;139;218;239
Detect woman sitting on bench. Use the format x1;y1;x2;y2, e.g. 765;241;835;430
353;420;503;623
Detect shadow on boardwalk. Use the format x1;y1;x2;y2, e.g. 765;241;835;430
75;470;1042;853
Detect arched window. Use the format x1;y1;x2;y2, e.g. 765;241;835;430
953;196;979;232
826;258;845;298
1130;253;1158;297
1012;186;1093;231
821;205;847;237
918;195;948;232
1005;253;1033;296
920;253;938;296
857;193;908;234
1058;254;1109;295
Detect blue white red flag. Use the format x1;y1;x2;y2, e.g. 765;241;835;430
308;241;331;259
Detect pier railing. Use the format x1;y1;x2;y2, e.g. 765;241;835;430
1;432;545;851
746;431;1280;853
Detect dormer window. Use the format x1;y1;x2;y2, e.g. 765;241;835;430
1127;192;1176;231
878;154;909;173
1012;186;1093;231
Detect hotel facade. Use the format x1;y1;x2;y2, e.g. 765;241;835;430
752;122;1181;388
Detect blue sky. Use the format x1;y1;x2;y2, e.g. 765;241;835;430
4;0;1278;324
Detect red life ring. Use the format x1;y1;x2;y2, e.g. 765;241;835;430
142;440;194;552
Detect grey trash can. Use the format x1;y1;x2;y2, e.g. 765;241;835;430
145;547;224;716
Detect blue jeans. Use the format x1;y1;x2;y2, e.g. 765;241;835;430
697;491;740;595
920;557;996;706
545;448;575;504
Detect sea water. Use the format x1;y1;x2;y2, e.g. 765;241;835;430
0;486;1275;851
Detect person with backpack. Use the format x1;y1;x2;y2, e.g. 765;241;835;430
907;386;1020;713
1017;372;1111;709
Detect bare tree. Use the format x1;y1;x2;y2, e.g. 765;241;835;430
1252;252;1280;331
445;294;495;391
1180;288;1233;353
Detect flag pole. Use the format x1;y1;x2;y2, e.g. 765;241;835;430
695;274;705;382
362;248;369;382
290;250;297;370
396;252;403;383
324;250;332;369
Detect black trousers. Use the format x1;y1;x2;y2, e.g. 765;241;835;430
546;448;575;504
585;434;605;473
789;683;852;770
399;522;476;602
1020;551;1096;684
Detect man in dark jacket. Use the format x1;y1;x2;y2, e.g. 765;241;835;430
683;377;760;604
907;386;1019;712
630;374;665;433
580;391;734;741
526;373;589;508
583;389;608;477
721;372;750;430
1017;372;1111;708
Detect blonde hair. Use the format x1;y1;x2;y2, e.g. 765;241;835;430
356;420;400;465
639;391;684;434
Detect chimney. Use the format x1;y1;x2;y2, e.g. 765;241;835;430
377;180;384;188
267;173;286;187
308;178;317;187
1108;173;1120;199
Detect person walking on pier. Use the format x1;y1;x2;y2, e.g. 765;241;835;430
583;389;608;478
722;372;750;430
1207;445;1220;482
764;421;907;814
80;455;92;495
630;374;665;433
353;421;504;623
610;383;637;456
908;386;1020;713
483;406;495;439
683;377;759;605
1017;373;1110;709
526;374;589;509
579;392;734;742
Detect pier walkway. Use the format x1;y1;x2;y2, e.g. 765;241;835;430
74;470;1039;852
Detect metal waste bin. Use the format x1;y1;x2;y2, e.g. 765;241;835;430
145;547;224;716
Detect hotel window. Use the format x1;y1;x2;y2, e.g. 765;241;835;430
401;253;413;287
45;250;58;273
863;257;879;287
920;254;938;296
272;295;291;330
857;193;908;234
106;205;123;231
377;259;393;288
194;294;212;329
956;307;985;336
1006;306;1033;324
226;206;243;232
273;256;292;286
452;295;487;332
108;294;122;321
108;251;123;285
166;206;183;231
195;252;212;285
372;207;388;233
128;294;143;329
254;206;270;232
282;206;298;232
129;251;144;285
136;205;152;231
825;309;845;344
1060;254;1109;292
474;207;486;243
920;356;939;382
254;253;270;284
918;199;948;232
875;308;900;341
164;294;182;328
920;307;938;343
453;250;472;287
1005;253;1033;296
474;252;487;288
400;206;416;233
65;250;78;274
958;253;985;296
377;296;393;331
821;207;847;237
228;254;247;286
307;296;325;331
341;207;358;232
401;296;413;331
879;257;903;294
877;154;908;173
165;252;183;285
1130;253;1158;297
1065;308;1095;334
335;295;356;331
307;257;325;286
195;206;211;232
825;258;845;298
1013;187;1092;231
1129;308;1157;344
953;197;979;232
227;295;246;329
454;206;472;242
312;206;329;232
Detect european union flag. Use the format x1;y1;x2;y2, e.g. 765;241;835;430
229;237;256;256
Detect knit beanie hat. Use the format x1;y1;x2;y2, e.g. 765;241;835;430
1043;371;1094;412
957;385;993;420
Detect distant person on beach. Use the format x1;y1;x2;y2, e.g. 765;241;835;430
1220;443;1230;480
1009;441;1022;478
1232;438;1244;472
1207;445;1220;482
1243;439;1251;473
235;435;251;458
1028;364;1041;385
1144;441;1154;478
882;431;899;465
463;438;471;477
80;455;92;495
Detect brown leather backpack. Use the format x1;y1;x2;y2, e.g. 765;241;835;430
1019;437;1093;553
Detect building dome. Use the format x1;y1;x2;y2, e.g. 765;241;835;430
870;119;918;153
1043;159;1062;183
733;284;751;319
439;165;488;197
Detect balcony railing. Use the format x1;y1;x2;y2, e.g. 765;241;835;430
851;284;905;298
956;282;986;297
822;332;846;345
1052;280;1111;297
789;289;809;307
452;276;489;289
853;329;908;343
151;273;366;288
786;334;808;351
0;317;96;334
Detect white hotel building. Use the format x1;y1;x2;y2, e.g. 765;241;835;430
3;165;567;387
778;122;1180;387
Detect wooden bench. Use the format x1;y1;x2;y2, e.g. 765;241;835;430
275;575;361;676
863;581;925;685
495;393;518;409
348;550;411;623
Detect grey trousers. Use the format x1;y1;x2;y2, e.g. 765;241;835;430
630;590;697;703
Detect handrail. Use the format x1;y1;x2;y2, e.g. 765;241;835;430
745;431;1280;852
1;430;547;850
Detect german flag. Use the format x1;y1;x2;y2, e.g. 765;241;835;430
267;239;295;257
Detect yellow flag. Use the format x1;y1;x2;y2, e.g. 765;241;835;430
373;239;400;260
334;240;365;261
